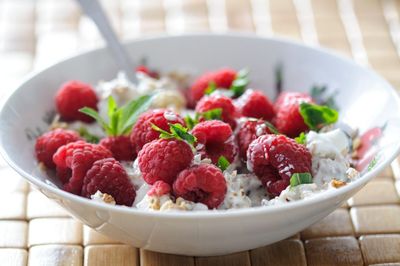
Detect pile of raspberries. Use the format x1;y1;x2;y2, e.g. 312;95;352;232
35;68;312;209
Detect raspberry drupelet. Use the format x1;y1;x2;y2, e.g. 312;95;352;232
147;180;172;197
53;141;113;194
138;138;194;185
130;109;185;154
82;158;136;206
173;164;227;209
55;80;98;123
191;120;237;164
35;128;80;169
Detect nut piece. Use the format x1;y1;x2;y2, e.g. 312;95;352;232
102;193;116;204
331;179;346;188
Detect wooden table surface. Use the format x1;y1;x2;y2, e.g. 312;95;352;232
1;0;400;265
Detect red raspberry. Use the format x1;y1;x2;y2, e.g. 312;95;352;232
136;65;159;79
259;172;290;197
236;90;275;121
35;129;80;169
99;135;136;161
236;119;271;161
192;120;236;164
147;180;171;197
173;164;227;209
247;134;312;196
195;95;238;129
190;68;237;103
273;92;313;137
55;80;98;123
138;138;194;185
82;158;136;206
53;141;112;194
130;109;185;153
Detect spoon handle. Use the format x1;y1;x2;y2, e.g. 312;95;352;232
76;0;137;82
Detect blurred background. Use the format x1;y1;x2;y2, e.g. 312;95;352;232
1;0;399;99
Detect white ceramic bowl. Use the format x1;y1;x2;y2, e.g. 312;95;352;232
1;34;400;256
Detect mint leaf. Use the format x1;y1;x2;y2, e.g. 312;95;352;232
368;156;379;171
264;121;280;135
295;132;306;144
79;95;152;136
119;95;153;134
204;81;217;95
217;156;230;172
151;123;175;139
299;102;338;131
152;123;197;145
290;173;313;187
230;68;249;97
202;108;222;121
79;107;111;133
78;127;100;143
185;113;200;130
170;124;197;145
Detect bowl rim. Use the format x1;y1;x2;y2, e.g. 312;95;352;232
1;32;400;219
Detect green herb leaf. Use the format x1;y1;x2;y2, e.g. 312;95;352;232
217;156;230;172
119;95;153;134
290;173;313;187
151;123;197;146
184;113;200;130
264;121;280;135
230;68;249;97
78;127;100;143
295;132;306;144
151;123;175;139
204;81;217;95
299;102;338;131
368;156;379;171
202;108;222;121
170;123;197;145
79;95;152;136
79;107;111;133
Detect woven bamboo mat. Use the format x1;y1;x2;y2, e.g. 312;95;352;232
1;0;400;265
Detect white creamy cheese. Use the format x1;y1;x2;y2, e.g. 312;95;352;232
306;129;351;185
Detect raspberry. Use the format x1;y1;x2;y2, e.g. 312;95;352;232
138;138;194;185
35;129;80;169
273;92;313;137
247;134;312;196
53;141;112;194
236;90;275;121
191;120;236;164
236;119;271;161
136;65;159;79
130;109;185;154
99;135;136;161
147;180;171;197
190;68;237;103
55;80;98;123
195;95;238;129
82;158;136;206
173;164;227;209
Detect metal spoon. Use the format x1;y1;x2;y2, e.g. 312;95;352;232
76;0;137;83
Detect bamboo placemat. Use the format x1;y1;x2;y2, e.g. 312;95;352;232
1;0;400;265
